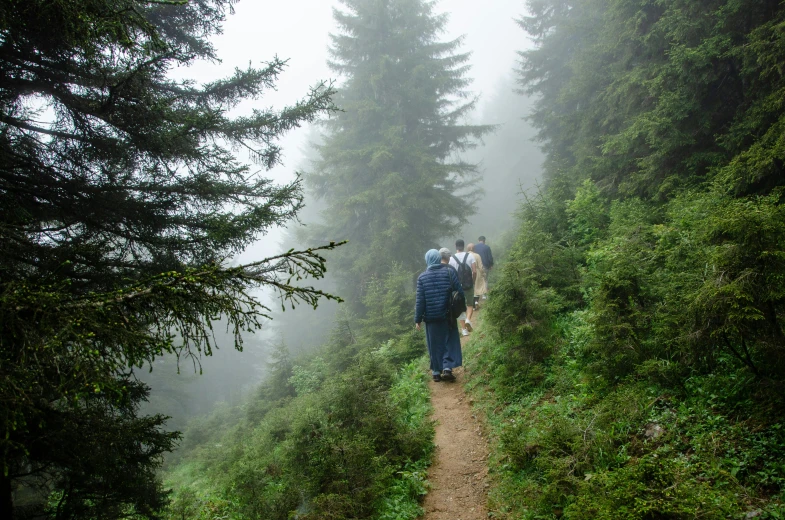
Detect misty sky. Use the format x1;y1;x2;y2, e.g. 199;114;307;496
179;0;531;263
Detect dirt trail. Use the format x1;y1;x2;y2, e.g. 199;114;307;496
422;326;489;520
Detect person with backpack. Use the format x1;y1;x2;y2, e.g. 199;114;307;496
415;249;464;382
449;239;476;336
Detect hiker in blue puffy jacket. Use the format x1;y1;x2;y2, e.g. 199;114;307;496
415;249;464;382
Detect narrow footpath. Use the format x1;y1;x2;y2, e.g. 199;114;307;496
423;323;489;520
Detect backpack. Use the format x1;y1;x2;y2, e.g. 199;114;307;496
452;253;473;290
449;289;466;320
446;267;466;320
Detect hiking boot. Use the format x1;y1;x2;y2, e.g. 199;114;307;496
441;369;456;382
461;328;469;337
465;320;473;332
432;374;442;382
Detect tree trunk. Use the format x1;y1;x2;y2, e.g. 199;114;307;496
0;471;14;520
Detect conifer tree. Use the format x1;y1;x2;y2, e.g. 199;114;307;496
0;1;337;517
309;0;491;308
518;0;785;200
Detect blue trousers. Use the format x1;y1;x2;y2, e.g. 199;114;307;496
425;319;462;374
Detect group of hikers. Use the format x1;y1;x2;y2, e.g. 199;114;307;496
414;236;494;382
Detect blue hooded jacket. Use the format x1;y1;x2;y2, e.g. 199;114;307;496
415;263;463;324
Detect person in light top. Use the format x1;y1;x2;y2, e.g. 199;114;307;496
473;236;494;300
448;239;476;336
467;243;487;307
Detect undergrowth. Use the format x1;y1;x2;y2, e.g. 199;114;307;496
465;292;785;519
163;331;434;520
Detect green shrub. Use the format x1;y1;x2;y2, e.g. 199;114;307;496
164;341;433;520
288;357;326;395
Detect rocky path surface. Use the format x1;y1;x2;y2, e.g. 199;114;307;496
422;328;489;520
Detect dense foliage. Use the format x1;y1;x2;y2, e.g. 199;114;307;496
307;0;491;308
164;326;433;520
0;1;339;517
464;0;785;518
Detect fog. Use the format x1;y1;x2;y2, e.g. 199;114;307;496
177;0;534;259
142;0;543;425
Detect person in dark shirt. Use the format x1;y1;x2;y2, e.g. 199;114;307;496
473;236;494;299
473;236;493;269
415;249;463;382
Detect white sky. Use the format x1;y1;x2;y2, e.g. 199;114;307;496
179;0;530;262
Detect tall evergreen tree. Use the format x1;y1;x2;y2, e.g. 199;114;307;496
309;0;492;308
517;0;785;200
0;1;338;517
515;0;785;380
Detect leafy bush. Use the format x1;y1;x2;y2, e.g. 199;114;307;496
288;357;327;395
164;340;433;520
463;185;785;519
